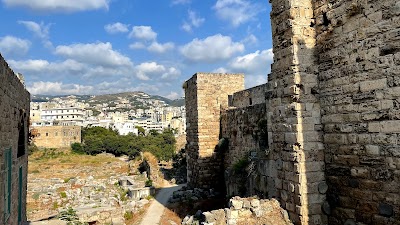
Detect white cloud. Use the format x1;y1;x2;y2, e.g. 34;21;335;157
181;10;205;32
3;0;110;13
217;49;273;88
180;34;244;63
213;67;228;73
0;36;31;57
135;62;180;81
8;57;133;80
18;20;52;47
55;42;132;67
104;22;129;34
129;26;157;40
147;42;174;54
229;49;273;73
213;0;264;27
28;81;94;95
166;91;181;100
8;59;86;75
161;67;181;80
129;42;146;50
242;34;258;45
171;0;191;5
181;23;192;33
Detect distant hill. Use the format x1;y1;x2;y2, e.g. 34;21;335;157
31;92;185;107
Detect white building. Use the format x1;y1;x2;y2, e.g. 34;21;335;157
40;107;85;126
113;122;138;135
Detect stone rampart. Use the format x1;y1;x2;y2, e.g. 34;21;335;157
184;0;400;224
314;1;400;224
0;53;30;224
229;84;267;108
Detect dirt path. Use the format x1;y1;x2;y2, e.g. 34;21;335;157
139;183;184;225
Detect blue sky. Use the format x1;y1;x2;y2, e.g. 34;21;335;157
0;0;273;99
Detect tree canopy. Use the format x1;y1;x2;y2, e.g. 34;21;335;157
72;126;176;161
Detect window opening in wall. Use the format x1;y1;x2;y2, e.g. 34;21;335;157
46;133;49;137
4;147;12;221
249;97;253;106
17;112;27;157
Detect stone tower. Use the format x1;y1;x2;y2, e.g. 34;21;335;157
183;73;244;189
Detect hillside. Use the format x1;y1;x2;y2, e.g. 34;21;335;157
31;91;185;107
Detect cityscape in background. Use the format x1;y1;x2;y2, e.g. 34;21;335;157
29;92;186;148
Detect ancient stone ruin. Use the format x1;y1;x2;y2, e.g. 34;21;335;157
184;1;400;224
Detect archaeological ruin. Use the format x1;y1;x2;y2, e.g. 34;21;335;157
184;0;400;225
0;53;30;224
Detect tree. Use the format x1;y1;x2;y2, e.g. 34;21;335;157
136;126;145;136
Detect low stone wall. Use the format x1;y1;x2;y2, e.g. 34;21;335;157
182;196;293;225
128;187;155;200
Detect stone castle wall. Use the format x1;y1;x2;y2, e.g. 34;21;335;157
32;126;81;149
184;0;400;224
184;73;244;189
0;54;30;224
314;1;400;224
220;103;270;197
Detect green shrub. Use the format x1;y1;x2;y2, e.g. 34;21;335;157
145;179;153;187
32;193;40;200
64;177;75;183
124;211;133;220
60;192;67;198
71;142;84;154
233;158;249;173
28;144;39;155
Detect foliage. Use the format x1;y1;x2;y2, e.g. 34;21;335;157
60;191;67;198
32;193;40;200
58;207;88;225
79;127;176;161
124;211;133;220
71;143;84;154
145;179;153;187
233;157;249;174
28;143;39;155
135;126;145;136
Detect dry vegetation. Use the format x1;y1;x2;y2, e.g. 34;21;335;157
28;148;129;180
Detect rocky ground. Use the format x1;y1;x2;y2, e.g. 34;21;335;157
27;149;153;224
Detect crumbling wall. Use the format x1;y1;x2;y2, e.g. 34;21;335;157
0;53;30;224
220;103;271;198
183;73;244;190
314;1;400;224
